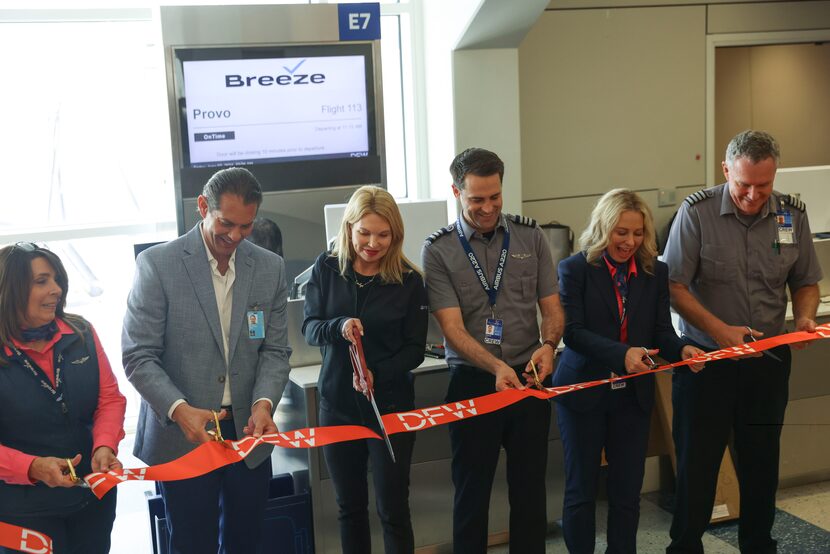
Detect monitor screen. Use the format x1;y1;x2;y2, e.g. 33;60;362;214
172;43;383;198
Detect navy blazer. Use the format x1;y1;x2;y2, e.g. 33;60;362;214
552;252;686;413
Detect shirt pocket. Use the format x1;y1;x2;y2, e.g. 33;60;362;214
510;256;538;301
766;244;799;289
450;269;479;305
699;244;735;284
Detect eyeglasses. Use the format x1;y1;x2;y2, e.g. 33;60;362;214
13;242;38;253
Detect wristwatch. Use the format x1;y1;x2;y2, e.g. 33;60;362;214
543;339;558;356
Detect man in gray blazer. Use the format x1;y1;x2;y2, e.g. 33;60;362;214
122;167;292;554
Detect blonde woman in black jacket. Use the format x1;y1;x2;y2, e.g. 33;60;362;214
303;185;428;554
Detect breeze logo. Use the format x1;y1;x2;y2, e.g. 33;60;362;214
225;59;326;87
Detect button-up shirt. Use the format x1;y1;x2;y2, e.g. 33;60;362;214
423;213;559;367
664;183;823;349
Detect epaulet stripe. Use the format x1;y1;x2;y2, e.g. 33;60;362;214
510;214;537;227
683;190;710;207
782;194;806;212
424;224;454;245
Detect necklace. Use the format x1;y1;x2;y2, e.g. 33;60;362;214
354;274;377;288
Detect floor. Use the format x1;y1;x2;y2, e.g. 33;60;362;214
109;434;830;553
487;482;830;554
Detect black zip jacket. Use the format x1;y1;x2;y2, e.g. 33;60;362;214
302;252;428;422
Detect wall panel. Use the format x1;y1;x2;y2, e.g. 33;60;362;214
519;6;706;202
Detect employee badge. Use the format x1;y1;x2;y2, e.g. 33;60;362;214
247;310;265;339
484;317;503;345
775;209;794;245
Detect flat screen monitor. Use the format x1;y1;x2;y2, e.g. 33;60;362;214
171;43;383;200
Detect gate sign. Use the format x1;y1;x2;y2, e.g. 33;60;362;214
338;3;381;41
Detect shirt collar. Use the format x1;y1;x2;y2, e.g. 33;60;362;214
458;213;507;241
602;253;638;279
719;183;774;218
200;223;236;276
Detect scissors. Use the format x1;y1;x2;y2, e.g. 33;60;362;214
348;334;396;462
641;347;658;370
207;410;225;442
744;326;783;362
528;359;544;390
64;457;90;488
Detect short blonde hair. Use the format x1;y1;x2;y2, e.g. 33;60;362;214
579;188;657;274
331;186;420;284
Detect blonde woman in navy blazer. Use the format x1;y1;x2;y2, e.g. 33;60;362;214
553;189;704;554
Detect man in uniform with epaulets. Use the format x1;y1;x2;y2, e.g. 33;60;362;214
663;130;822;553
421;147;564;553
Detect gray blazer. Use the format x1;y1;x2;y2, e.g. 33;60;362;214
122;224;292;468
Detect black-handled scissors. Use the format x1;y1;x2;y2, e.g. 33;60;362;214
744;326;783;362
641;347;658;370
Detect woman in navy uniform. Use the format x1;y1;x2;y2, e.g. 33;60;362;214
554;189;704;553
303;186;428;554
0;243;126;553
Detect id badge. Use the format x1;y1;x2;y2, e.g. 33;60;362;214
484;318;503;345
776;210;794;245
611;370;626;389
247;310;265;339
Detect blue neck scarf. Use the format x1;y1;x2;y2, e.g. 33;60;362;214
21;320;59;342
604;252;630;299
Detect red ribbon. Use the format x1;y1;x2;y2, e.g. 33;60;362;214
0;521;53;554
66;323;830;499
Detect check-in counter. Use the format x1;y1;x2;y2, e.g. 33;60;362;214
779;295;830;486
275;234;830;552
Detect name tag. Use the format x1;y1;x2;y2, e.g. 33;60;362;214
484;318;503;345
247;310;265;339
776;210;794;245
611;381;627;390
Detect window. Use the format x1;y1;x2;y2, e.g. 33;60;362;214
1;2;425;429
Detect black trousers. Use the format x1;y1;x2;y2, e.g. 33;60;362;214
447;364;551;554
159;418;272;554
320;406;416;554
0;489;116;554
556;387;651;554
668;345;791;554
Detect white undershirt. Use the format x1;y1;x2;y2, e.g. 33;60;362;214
203;233;236;406
166;229;235;419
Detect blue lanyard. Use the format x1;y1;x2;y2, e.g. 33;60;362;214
455;218;510;308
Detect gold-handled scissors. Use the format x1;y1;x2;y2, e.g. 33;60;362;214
529;360;543;390
207;410;224;442
64;457;89;488
65;458;79;483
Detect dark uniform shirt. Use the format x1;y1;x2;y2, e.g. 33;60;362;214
663;183;823;349
422;213;558;367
